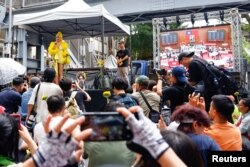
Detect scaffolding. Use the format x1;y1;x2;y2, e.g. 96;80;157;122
152;8;243;75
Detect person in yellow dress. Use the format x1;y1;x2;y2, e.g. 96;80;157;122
48;32;70;84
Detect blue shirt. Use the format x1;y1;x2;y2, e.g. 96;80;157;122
21;88;34;117
188;133;220;167
0;88;22;114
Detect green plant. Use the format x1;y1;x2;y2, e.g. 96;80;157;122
242;24;250;63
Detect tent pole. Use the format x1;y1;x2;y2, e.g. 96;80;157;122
129;24;132;85
101;16;105;88
101;16;105;61
7;0;13;58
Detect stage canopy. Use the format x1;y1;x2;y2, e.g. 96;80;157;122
13;0;130;39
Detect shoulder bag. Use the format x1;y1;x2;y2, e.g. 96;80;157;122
139;91;160;123
26;84;41;131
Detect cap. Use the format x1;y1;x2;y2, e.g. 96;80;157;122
135;75;149;85
171;66;187;83
178;52;195;63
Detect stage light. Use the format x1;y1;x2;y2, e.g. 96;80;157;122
204;12;209;24
220;10;224;22
176;16;181;26
191;14;195;26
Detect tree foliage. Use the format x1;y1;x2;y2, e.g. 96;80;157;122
126;23;153;60
242;37;250;63
242;24;250;33
242;24;250;63
126;23;185;60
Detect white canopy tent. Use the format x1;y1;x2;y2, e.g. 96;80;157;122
13;0;130;39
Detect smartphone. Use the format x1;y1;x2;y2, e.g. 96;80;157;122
81;112;133;141
10;114;21;129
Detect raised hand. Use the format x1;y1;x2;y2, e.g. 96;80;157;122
32;114;92;167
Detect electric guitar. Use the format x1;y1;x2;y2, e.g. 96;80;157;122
117;58;123;66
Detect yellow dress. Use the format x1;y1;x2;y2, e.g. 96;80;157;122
48;41;70;74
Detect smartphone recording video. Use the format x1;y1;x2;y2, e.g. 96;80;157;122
81;112;133;141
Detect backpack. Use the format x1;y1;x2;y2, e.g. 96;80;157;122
193;58;239;96
65;91;81;119
111;93;138;109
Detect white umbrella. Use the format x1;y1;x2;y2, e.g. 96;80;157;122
0;58;26;85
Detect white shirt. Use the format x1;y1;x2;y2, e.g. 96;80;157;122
34;116;79;145
235;111;250;137
28;82;63;123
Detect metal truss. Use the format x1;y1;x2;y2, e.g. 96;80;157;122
152;18;161;68
230;8;242;73
153;10;231;26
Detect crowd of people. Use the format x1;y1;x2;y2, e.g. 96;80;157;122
0;48;249;167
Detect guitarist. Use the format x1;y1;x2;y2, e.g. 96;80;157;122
116;40;131;85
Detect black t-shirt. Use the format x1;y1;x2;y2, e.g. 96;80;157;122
162;85;186;113
116;49;130;67
75;91;88;112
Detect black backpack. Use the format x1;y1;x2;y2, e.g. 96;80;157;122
193;58;239;96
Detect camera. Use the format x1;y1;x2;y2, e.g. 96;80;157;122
152;68;167;76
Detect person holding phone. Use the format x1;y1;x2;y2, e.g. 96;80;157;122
33;95;83;166
59;78;91;114
0;113;37;166
84;102;136;167
0;114;91;167
156;66;194;113
0;105;187;167
117;106;187;167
